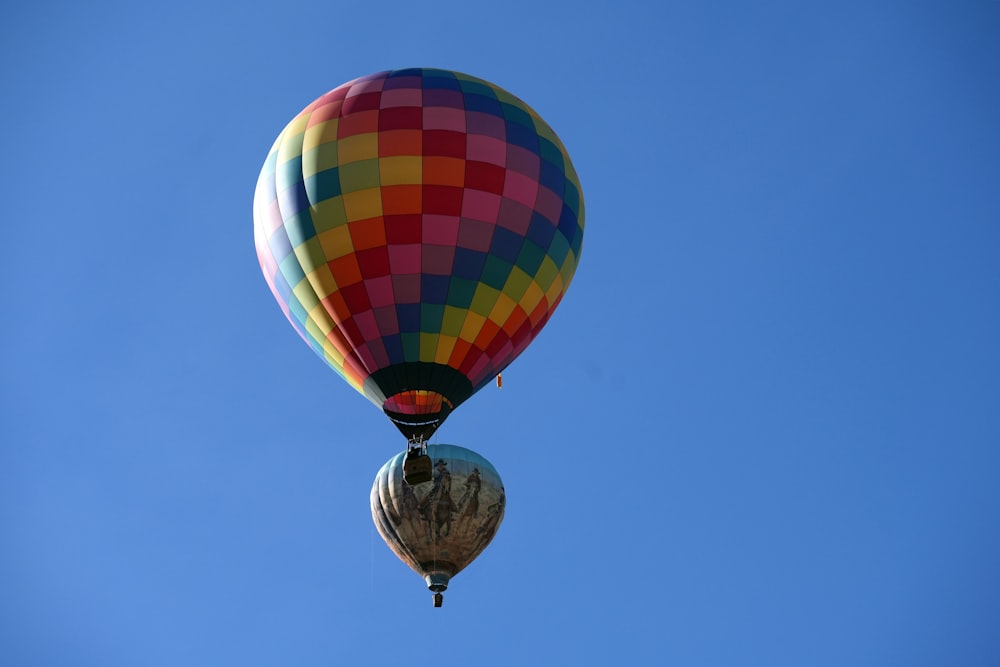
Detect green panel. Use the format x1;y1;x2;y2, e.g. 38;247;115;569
400;332;421;361
501;102;534;128
338;158;380;194
515;239;545;277
440;305;466;337
446;277;478;309
311;195;349;233
292;236;328;274
538;137;565;169
534;255;559;292
501;266;533;302
548;230;571;268
469;283;501;317
421;303;446;332
480;255;513;291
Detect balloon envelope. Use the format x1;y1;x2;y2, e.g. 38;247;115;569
253;68;584;440
371;444;505;603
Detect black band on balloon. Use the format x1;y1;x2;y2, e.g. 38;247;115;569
363;362;475;441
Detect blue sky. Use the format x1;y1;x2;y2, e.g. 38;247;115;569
2;1;999;665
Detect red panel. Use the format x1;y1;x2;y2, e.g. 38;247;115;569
422;129;466;158
465;160;505;195
328;254;363;287
384;214;423;244
348;217;387;250
355;246;391;278
379;107;422;131
340;283;372;314
380;185;422;216
377;130;421;157
422;185;463;216
338;110;380;137
341;91;381;115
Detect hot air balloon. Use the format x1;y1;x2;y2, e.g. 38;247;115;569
253;68;584;450
371;444;505;607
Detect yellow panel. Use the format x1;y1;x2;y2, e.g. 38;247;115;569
342;187;383;220
469;283;501;318
419;332;439;362
301;143;338;179
307;303;335;336
276;115;309;163
318;225;354;260
440;305;467;337
519;279;544;315
321;339;347;367
559;251;577;287
305;262;338;300
292;278;320;312
501;266;533;302
434;335;458;364
379;156;422;185
458;311;487;344
544;274;564;306
311;196;349;232
292;236;327;274
534;255;559;291
488;292;517;325
303;118;339;155
338;132;379;164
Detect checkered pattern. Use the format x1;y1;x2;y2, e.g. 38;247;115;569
254;69;584;428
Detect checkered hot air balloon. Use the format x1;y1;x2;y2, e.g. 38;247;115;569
253;68;584;442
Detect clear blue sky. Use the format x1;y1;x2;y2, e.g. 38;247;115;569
2;2;999;665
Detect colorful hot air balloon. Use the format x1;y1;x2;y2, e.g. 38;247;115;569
253;68;584;441
371;444;505;607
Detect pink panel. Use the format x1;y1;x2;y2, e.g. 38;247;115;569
365;337;391;369
365;275;395;308
466;134;507;166
506;145;540;178
354;309;381;343
422;214;460;245
422;244;456;275
346;75;387;96
374;305;400;335
456;219;494;251
461;189;502;224
467;354;490;382
388;243;422;274
264;199;284;235
392;274;422;303
423;106;466;131
502;170;539;208
534;184;563;224
496;198;532;235
380;88;422;108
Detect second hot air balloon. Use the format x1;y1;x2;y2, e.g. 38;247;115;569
253;68;585;444
371;444;505;607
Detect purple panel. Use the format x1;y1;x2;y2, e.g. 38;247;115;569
422;243;456;275
423;88;464;109
388;243;422;274
456;218;494;252
466;111;506;140
373;305;400;335
496;197;533;235
422;214;460;245
506;145;541;179
392;274;422;303
461;190;502;224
